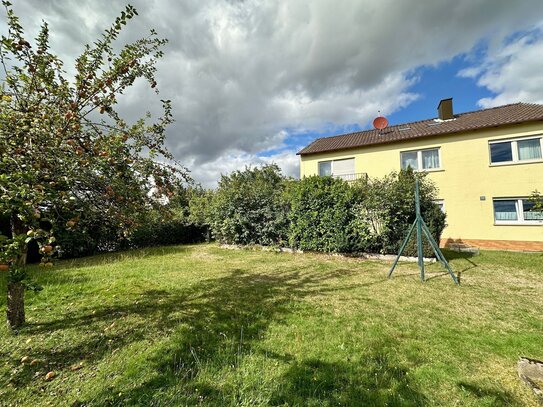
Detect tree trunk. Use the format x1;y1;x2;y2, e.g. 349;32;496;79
11;212;28;266
7;282;25;328
7;212;28;329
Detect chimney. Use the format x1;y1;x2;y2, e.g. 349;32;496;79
437;98;454;120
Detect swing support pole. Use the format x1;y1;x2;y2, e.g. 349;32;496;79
388;179;459;285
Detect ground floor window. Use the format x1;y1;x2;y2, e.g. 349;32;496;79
493;198;543;225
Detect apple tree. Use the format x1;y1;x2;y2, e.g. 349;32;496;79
0;2;188;328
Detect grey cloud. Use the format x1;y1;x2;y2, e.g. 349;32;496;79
6;0;543;187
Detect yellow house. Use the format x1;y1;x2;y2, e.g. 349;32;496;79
298;99;543;251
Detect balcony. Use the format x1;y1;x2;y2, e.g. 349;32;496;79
331;172;368;182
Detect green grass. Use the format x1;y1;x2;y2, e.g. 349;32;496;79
1;244;542;406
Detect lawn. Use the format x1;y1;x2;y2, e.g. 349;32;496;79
1;244;542;406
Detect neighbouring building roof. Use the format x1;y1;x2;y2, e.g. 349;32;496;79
297;102;543;156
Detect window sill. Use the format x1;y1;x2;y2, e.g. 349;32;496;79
402;168;444;173
494;222;543;226
489;159;543;167
415;168;444;173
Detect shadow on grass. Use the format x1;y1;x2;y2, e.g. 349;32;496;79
5;249;526;406
3;257;436;406
270;353;427;406
442;249;480;279
442;249;478;261
5;265;356;402
457;381;518;405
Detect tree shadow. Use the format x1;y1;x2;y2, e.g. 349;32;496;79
457;381;519;405
270;352;428;406
6;264;364;405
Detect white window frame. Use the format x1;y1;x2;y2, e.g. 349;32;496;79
489;135;543;166
318;160;332;176
318;158;355;177
493;197;543;225
400;147;442;171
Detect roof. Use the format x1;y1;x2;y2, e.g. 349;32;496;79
297;102;543;156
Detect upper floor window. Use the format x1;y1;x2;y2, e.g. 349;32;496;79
489;136;543;164
318;158;356;180
493;198;543;225
400;148;440;171
318;161;332;176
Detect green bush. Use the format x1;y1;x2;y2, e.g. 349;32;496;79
55;189;207;257
208;165;289;246
187;187;214;241
53;208;131;258
130;219;207;248
55;223;120;258
206;165;446;257
352;169;446;257
287;176;360;252
129;191;208;248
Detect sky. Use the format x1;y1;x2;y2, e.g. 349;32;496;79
4;0;543;187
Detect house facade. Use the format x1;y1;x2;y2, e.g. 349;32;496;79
298;100;543;251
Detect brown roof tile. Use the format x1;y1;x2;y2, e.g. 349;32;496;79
297;103;543;155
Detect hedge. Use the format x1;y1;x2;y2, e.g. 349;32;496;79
204;165;446;257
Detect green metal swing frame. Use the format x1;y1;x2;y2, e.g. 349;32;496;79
388;179;459;285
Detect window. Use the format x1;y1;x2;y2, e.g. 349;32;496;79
489;136;543;164
518;139;542;160
493;198;543;225
400;148;440;170
490;141;513;163
493;200;518;221
318;161;332;176
401;151;418;170
318;158;355;180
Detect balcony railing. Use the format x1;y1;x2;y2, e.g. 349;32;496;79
331;172;368;182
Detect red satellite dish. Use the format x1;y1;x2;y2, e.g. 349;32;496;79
373;115;389;130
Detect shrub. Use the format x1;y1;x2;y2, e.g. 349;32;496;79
204;165;446;257
187;187;214;241
530;190;543;212
130;219;207;248
51;207;131;259
352;169;446;256
208;165;289;246
287;176;361;252
55;188;206;257
129;191;208;248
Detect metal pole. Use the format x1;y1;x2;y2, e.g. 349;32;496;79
388;220;416;278
421;221;459;285
415;179;425;282
387;177;459;286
